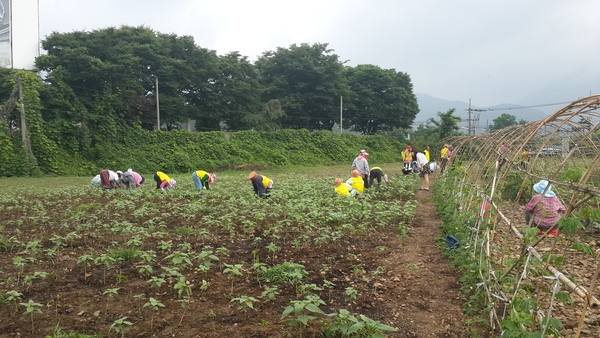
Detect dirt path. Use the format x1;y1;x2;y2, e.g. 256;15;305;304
383;189;472;337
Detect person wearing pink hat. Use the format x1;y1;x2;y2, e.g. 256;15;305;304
401;145;414;172
192;170;216;192
351;150;370;189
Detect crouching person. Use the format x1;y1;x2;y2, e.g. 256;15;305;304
99;169;122;189
248;171;273;198
369;166;389;187
117;170;137;190
334;178;357;198
192;170;216;192
346;170;365;195
525;180;566;236
153;171;176;191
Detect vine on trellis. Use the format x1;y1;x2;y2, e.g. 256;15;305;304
435;95;600;337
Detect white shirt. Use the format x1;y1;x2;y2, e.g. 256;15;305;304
416;152;428;167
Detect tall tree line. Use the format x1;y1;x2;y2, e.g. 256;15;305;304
33;26;418;139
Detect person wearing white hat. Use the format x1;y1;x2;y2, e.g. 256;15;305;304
153;171;176;191
116;170;138;190
351;150;370;188
98;169;122;189
524;180;566;236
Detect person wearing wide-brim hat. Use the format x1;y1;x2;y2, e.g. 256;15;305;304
524;180;566;236
248;171;273;198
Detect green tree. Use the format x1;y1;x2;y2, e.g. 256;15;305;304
428;108;462;140
212;52;264;131
35;25;232;136
242;99;286;132
255;43;350;131
344;64;418;134
488;113;526;132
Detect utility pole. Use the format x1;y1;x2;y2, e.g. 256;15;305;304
18;75;34;174
466;99;486;135
339;96;343;133
156;77;160;130
468;99;472;135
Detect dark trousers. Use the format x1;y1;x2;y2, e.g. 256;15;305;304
369;169;383;186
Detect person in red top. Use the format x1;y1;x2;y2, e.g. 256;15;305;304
525;180;566;236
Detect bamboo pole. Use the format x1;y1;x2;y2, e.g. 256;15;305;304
575;250;600;337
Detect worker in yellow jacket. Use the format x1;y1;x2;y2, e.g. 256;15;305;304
153;171;176;190
346;170;365;194
192;170;216;191
248;171;273;198
334;178;357;198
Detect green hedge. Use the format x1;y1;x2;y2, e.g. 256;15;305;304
2;125;407;176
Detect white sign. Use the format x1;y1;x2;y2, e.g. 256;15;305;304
0;0;39;70
0;0;11;67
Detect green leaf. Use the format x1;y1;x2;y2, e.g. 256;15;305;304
572;242;594;256
305;303;323;314
281;305;294;319
558;217;583;234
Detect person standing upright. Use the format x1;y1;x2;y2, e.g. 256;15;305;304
415;150;432;191
401;145;413;172
440;144;449;174
351;149;370;189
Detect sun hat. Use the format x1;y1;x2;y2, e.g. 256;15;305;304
208;173;216;183
170;179;177;188
351;169;360;176
407;146;412;150
334;178;342;185
533;180;555;197
359;149;369;156
248;171;258;180
116;170;123;175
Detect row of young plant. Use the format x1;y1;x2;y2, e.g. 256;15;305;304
433;169;600;337
0;167;417;336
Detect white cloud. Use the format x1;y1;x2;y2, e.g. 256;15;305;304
38;0;600;107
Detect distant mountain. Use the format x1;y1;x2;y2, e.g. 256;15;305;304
414;93;549;133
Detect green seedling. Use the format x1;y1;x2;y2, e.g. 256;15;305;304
223;263;244;295
103;287;120;313
281;295;326;338
20;299;42;334
110;316;133;338
143;297;165;330
261;286;279;302
231;295;258;313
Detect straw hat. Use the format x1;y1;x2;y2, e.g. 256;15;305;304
248;171;258;180
334;178;342;185
351;169;360;177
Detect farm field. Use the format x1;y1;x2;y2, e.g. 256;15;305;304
0;164;470;337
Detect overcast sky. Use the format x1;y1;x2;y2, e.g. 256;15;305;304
39;0;600;108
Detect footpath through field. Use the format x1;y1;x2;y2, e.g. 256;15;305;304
385;186;473;337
